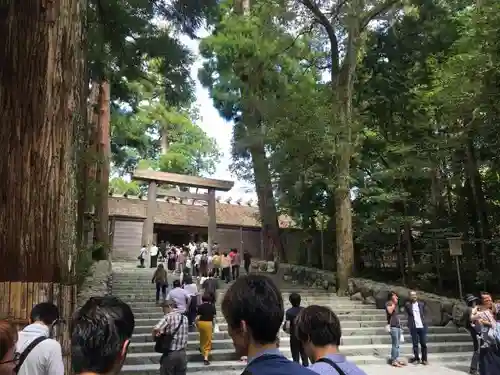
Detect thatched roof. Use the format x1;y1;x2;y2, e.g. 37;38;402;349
108;196;295;229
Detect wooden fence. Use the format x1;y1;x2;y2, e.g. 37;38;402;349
0;281;77;374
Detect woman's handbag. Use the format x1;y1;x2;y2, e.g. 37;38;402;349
154;316;184;353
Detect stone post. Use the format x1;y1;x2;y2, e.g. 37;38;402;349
141;181;157;267
207;188;216;256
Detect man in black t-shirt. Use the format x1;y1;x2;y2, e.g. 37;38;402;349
202;271;218;303
284;293;308;366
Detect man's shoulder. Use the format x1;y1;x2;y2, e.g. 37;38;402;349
16;334;61;359
309;356;367;375
247;355;315;375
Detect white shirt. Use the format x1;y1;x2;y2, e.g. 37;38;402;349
186;258;192;269
194;254;202;266
150;245;159;257
412;302;424;329
139;247;147;257
183;283;198;296
16;323;64;375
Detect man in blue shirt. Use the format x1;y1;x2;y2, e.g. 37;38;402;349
221;274;316;375
295;305;367;375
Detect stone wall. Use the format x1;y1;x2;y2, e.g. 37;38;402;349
271;262;467;327
76;260;113;308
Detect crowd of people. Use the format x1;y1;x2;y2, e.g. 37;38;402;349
0;274;369;375
3;265;500;375
385;290;500;373
138;240;252;282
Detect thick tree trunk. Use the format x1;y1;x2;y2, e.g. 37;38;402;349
0;0;83;283
94;81;111;250
332;0;361;295
464;137;491;278
250;143;286;262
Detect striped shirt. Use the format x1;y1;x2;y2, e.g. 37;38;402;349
154;311;188;351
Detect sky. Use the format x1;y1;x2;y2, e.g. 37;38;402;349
180;34;258;202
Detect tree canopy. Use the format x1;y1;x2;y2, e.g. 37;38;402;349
195;0;500;295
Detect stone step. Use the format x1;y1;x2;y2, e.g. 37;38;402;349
131;325;465;336
123;342;471;365
111;289;335;297
126;301;378;310
116;296;367;305
131;312;392;321
128;332;469;347
129;307;381;317
121;353;472;374
133;318;406;330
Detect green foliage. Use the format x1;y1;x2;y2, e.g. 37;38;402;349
110;77;221;177
109;177;141;195
197;0;500;295
87;0;220;105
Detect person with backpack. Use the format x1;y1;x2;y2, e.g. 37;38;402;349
16;303;64;375
295;305;367;375
138;245;147;268
152;264;169;303
153;299;188;375
221;275;316;375
283;293;308;366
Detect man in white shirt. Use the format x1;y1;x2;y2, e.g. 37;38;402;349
188;242;197;256
150;243;159;268
194;252;202;277
166;280;191;313
138;245;147;268
16;303;64;375
404;291;428;365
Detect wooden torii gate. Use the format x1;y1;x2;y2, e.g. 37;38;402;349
132;170;234;258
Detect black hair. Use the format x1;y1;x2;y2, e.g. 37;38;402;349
202;293;213;303
289;293;301;307
30;303;60;325
388;291;398;301
173;279;181;288
183;275;193;285
221;274;283;345
71;296;135;374
295;305;341;347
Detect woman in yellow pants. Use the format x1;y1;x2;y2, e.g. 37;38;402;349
196;293;216;365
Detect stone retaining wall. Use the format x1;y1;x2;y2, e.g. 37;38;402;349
255;261;467;327
76;260;113;308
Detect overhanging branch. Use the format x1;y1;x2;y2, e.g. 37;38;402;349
360;0;402;31
300;0;340;74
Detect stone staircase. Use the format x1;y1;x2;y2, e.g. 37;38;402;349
111;263;473;374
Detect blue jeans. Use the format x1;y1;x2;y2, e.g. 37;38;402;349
390;327;401;362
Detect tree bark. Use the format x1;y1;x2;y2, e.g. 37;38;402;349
0;0;83;282
250;143;286;262
94;81;111;249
